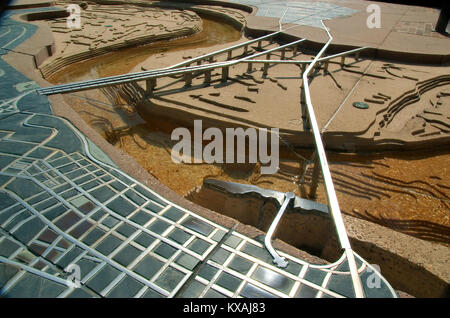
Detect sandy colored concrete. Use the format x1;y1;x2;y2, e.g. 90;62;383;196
242;0;450;63
133;43;450;151
38;3;204;77
6;0;450;297
36;2;449;151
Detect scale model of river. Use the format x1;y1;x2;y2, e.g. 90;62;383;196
47;15;449;247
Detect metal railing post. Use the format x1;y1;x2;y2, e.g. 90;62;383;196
221;66;229;82
323;60;329;72
263;62;269;77
247;62;253;73
184;72;192;86
204;70;211;85
145;78;156;97
309;152;321;198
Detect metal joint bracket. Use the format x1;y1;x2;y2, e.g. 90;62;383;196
264;192;295;268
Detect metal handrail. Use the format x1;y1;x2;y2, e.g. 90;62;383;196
236;46;368;65
169;30;283;69
36;31;282;94
37;38;306;95
37;39;367;96
302;21;364;298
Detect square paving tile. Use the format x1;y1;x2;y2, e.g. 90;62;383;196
82;228;106;246
240;283;278;298
133;232;156;248
210;247;231;264
182;216;214;236
86;264;121;294
154;242;177;259
326;273;355;298
147;219;171;235
154;266;185;292
106;276;144;298
197;264;219;281
4;272;66;297
175;253;199;270
179;280;207;298
113;245;142;267
303;267;327;286
228;255;253;275
107;196;136;217
56;246;83;268
251;266;295;294
144;201;164;214
95;235;123;256
89;186;116;203
162;207;184;221
69;221;94;238
204;289;227;298
129;211;152;225
134;185;165;206
133;255;164;280
168;228;191;245
216;271;242;292
116;223;138;237
224;235;242;248
141;288;164;298
187;238;211;255
101;215;120;229
295;283;319;298
0;238;20;258
241;242;273;263
124;189;146;206
54;211;82;231
76;258;99;280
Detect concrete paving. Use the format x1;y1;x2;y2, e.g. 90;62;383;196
228;0;450;63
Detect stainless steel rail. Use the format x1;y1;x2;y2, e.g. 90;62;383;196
36;31;281;94
235;46;367;65
37;38;306;95
301;21;364;298
37;39;367;95
36;30;287;95
37;41;367;96
169;30;283;68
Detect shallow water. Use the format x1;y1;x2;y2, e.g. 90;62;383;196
48;16;242;83
47;13;450;247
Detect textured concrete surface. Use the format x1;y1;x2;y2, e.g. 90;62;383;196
3;0;450;299
0;4;402;298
